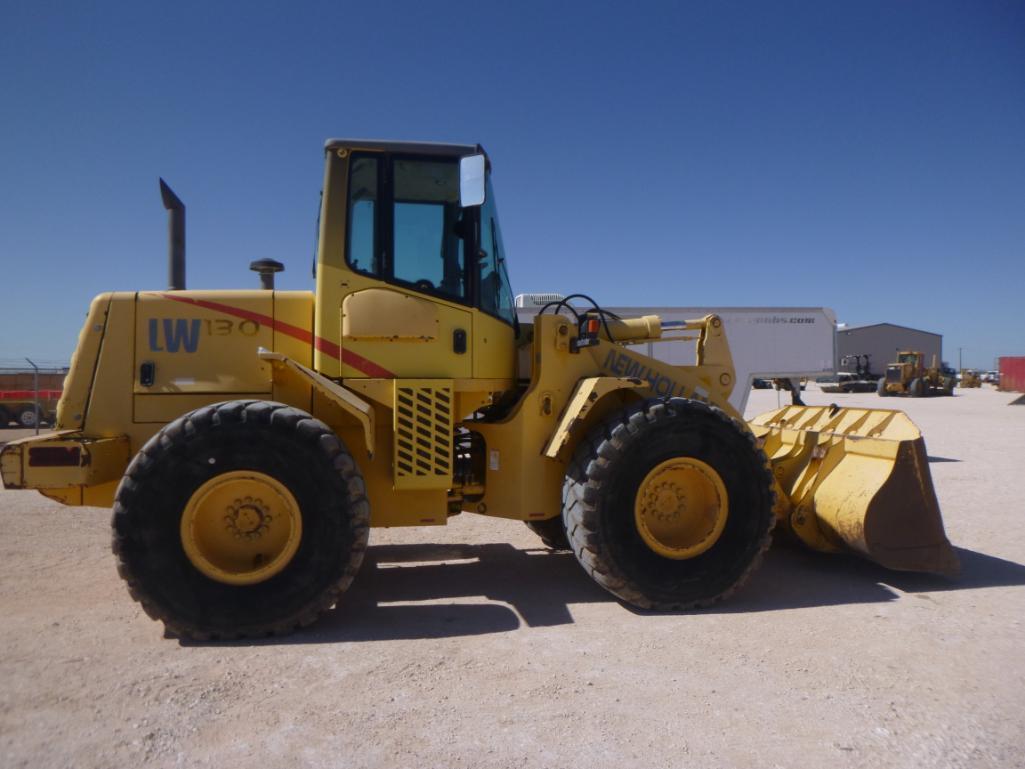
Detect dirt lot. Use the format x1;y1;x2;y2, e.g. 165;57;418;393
1;386;1023;769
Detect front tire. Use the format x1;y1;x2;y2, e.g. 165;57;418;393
112;400;369;639
563;398;774;610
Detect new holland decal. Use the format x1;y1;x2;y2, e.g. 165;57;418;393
601;349;693;398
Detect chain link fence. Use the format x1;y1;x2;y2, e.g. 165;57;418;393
0;359;69;434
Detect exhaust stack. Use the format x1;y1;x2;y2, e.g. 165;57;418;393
159;179;185;290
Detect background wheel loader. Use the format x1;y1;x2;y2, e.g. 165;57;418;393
959;369;982;388
0;140;959;639
878;351;956;397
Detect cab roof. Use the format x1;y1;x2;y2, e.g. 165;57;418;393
324;138;483;158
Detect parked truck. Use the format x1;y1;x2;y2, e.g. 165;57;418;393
0;372;63;428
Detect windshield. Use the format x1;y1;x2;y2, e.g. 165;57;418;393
478;177;516;325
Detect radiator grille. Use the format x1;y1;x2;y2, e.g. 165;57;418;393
393;380;454;489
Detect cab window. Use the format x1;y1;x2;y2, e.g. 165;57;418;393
478;178;516;325
393;159;465;299
345;154;466;302
347;156;379;275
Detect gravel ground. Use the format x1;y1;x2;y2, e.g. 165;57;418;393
1;385;1023;769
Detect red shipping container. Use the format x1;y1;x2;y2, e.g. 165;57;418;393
999;356;1025;393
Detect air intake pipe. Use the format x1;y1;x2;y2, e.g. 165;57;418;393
159;179;185;290
250;259;284;290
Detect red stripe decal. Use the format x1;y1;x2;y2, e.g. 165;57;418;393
157;293;396;378
340;349;395;379
159;293;311;343
314;335;341;359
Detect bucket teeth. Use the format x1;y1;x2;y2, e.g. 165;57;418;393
749;405;959;576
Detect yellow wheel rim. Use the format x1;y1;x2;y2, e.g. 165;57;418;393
634;457;729;560
180;470;302;586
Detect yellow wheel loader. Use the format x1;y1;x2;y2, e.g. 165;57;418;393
0;140;958;639
959;369;982;388
878;351;955;397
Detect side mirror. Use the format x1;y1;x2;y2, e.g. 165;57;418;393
459;154;486;207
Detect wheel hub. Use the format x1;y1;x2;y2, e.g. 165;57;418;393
224;498;272;539
648;483;687;521
181;471;302;585
634;458;729;559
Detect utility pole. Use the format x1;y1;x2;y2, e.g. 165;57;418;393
25;358;39;436
958;347;963;371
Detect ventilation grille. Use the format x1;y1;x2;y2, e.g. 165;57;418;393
393;380;454;490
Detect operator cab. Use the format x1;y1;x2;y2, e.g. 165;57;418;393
314;140;518;381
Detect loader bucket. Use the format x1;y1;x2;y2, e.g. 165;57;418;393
748;406;959;576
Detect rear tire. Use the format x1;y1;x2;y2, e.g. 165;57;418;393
563;398;774;610
909;378;924;398
524;518;570;550
112;400;370;639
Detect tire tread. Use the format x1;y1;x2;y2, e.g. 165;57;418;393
112;399;369;640
563;397;775;610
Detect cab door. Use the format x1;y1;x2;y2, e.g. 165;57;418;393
338;153;473;380
340;287;472;379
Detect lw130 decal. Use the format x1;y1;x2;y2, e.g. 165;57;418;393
148;318;261;353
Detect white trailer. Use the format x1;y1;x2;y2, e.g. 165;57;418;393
516;299;837;415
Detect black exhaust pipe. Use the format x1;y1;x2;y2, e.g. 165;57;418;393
159;178;185;290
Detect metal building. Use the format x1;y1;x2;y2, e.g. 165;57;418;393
837;323;943;379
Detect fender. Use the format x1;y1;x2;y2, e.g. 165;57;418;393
542;376;647;460
258;350;376;458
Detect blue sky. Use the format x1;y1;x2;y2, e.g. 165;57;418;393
1;1;1022;370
